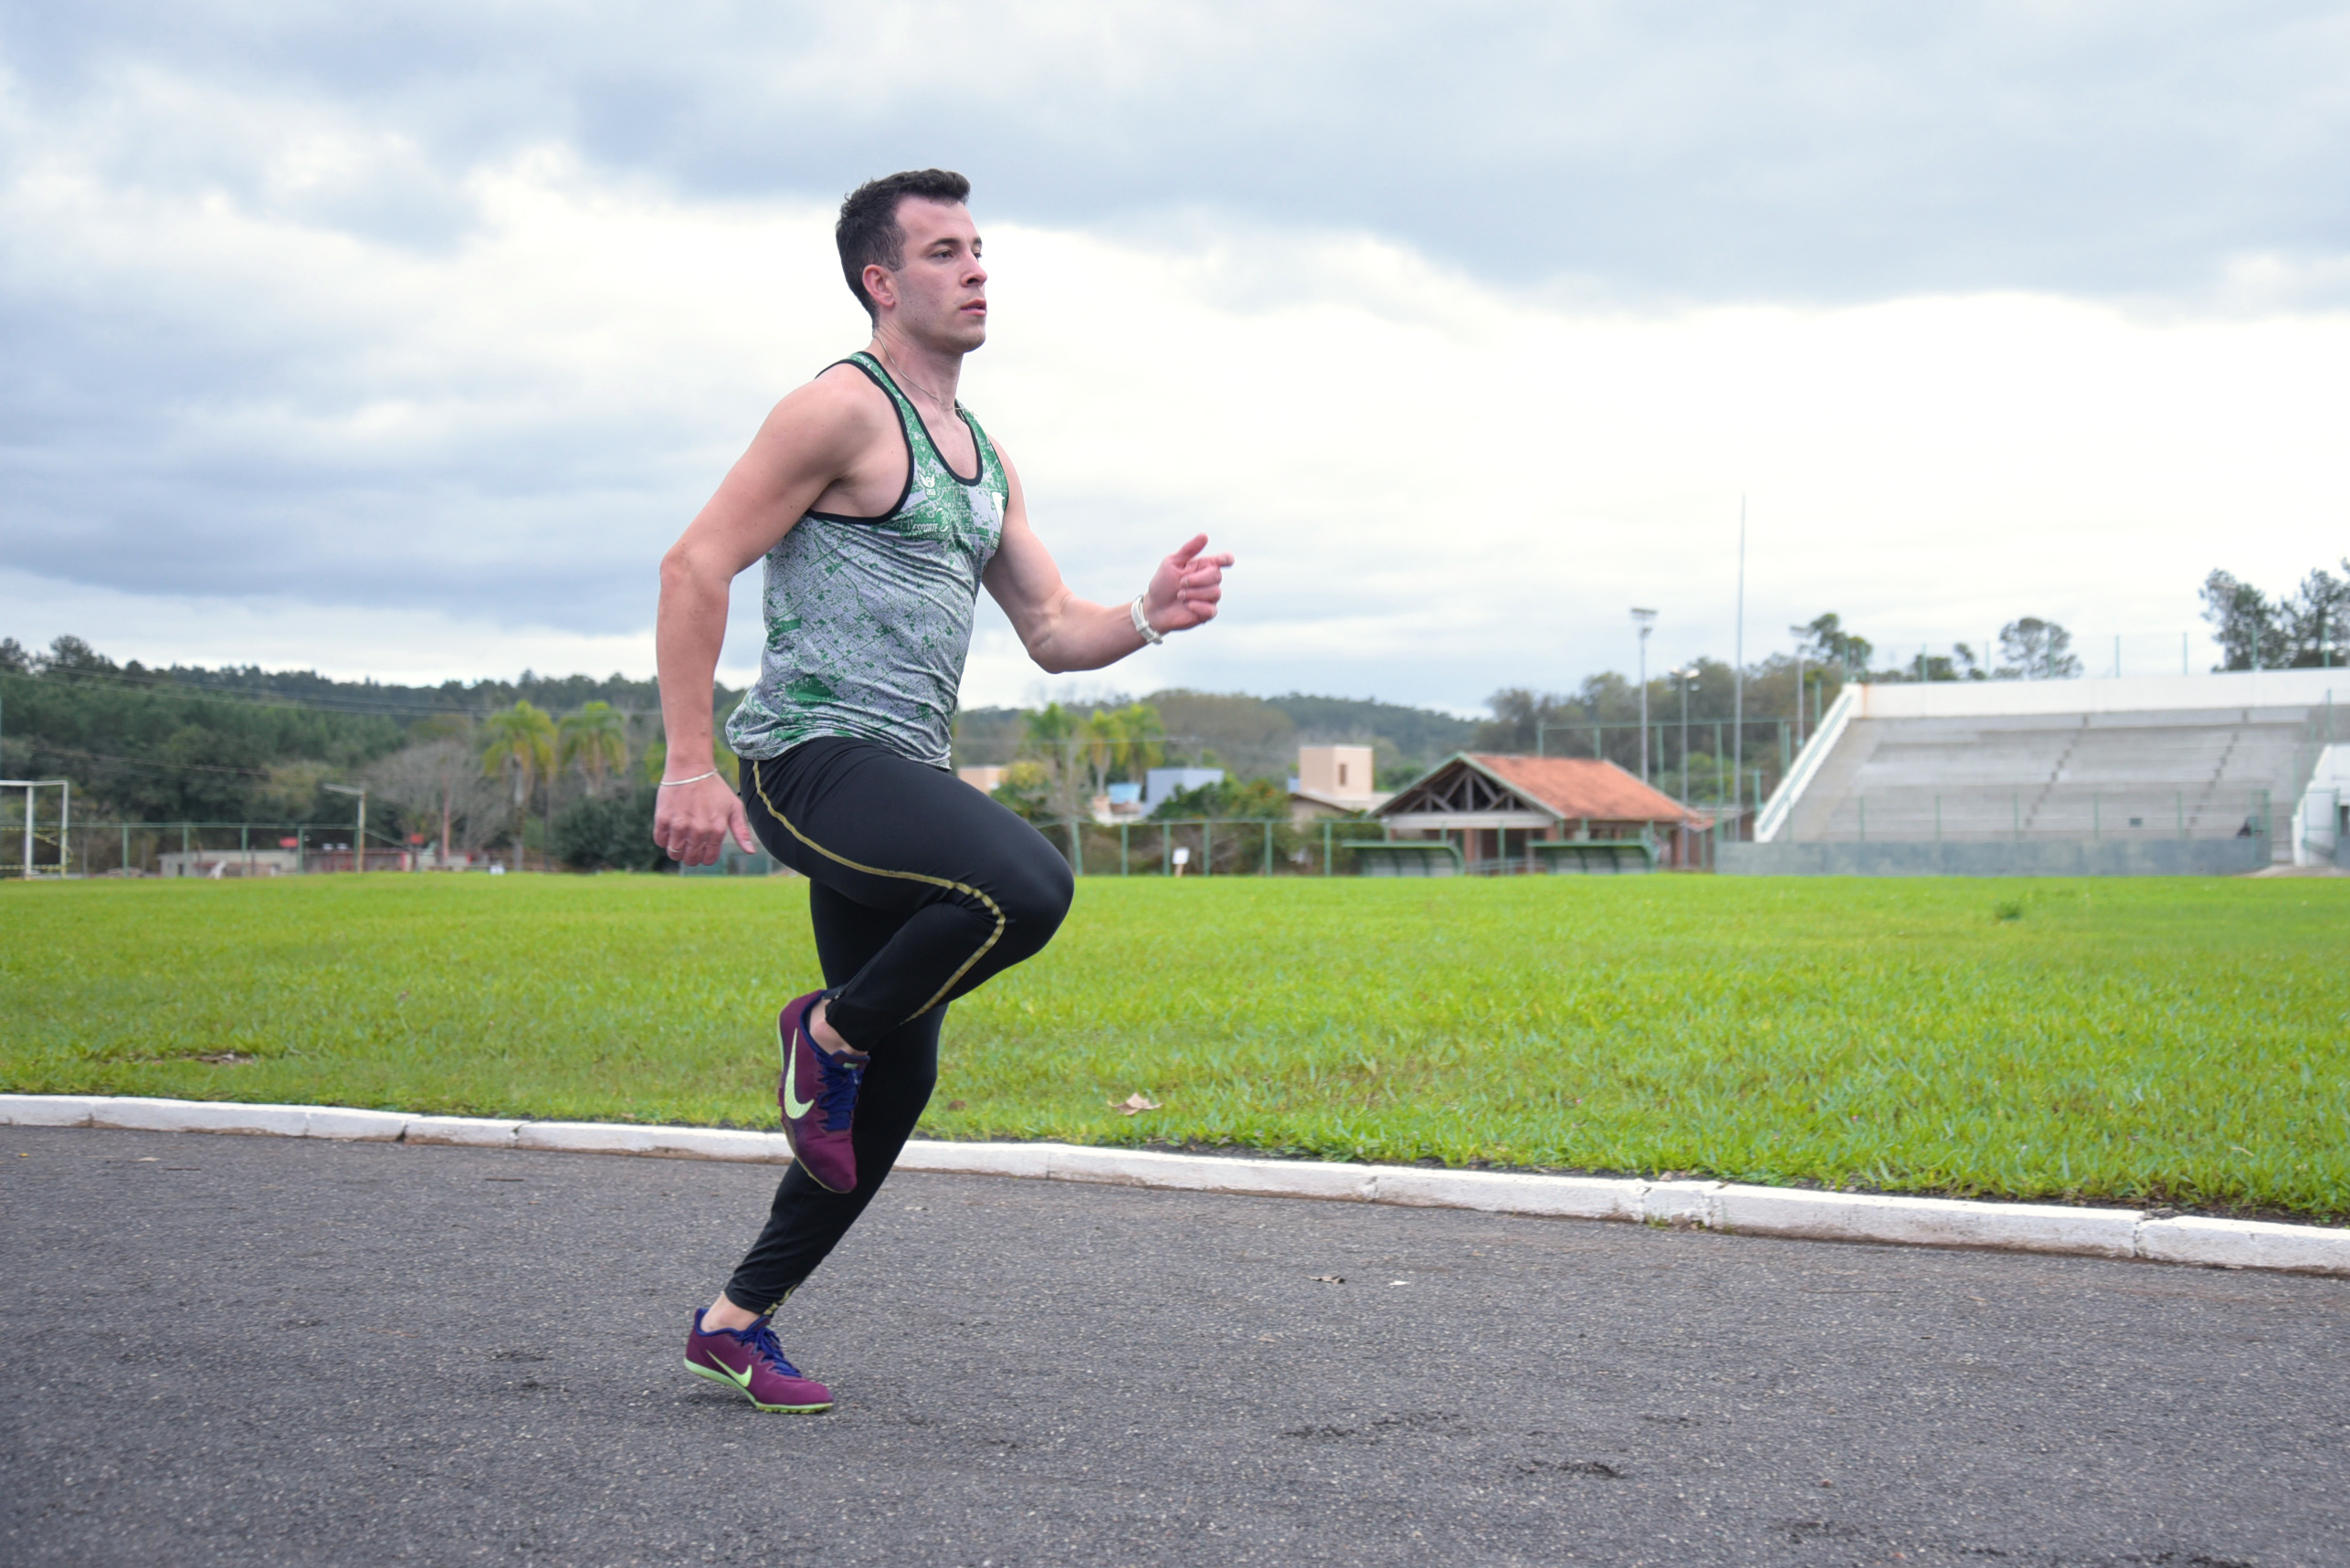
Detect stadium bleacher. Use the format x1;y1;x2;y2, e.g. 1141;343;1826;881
1734;669;2347;875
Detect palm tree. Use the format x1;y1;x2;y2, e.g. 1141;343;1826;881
1109;701;1166;782
1080;710;1121;798
558;701;628;798
1080;702;1168;797
1022;703;1085;823
481;701;556;868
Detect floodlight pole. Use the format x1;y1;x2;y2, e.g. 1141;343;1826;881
1676;669;1691;805
1733;497;1745;838
1632;608;1658;783
323;784;367;873
1789;626;1809;749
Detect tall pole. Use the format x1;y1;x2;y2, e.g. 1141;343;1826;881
1733;497;1746;836
1632;608;1658;782
1790;626;1809;748
3;690;14;872
322;784;367;873
1677;669;1691;805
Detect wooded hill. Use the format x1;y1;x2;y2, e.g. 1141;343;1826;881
8;572;2274;850
0;638;1479;858
0;637;725;834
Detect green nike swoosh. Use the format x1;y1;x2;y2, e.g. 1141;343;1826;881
713;1358;753;1390
782;1028;815;1121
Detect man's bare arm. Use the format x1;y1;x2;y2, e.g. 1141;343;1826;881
653;374;890;866
981;448;1232;673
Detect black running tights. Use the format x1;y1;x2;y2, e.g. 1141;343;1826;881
722;737;1073;1313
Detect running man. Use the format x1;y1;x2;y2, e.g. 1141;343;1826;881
652;169;1231;1413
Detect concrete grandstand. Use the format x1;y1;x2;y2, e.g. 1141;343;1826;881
1723;668;2348;875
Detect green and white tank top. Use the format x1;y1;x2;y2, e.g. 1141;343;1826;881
724;353;1008;769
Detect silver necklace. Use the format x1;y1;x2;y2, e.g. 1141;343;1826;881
878;351;959;414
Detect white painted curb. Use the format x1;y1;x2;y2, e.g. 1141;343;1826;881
6;1093;2347;1279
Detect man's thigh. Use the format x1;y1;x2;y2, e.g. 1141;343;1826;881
743;738;1057;914
806;880;911;984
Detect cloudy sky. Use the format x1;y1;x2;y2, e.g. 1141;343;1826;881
4;1;2347;710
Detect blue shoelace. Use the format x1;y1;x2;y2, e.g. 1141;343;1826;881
737;1319;805;1378
815;1047;866;1132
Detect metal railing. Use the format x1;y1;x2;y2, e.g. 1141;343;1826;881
1;818;467;878
1754;685;1857;844
1839;788;2273;845
1039;816;1395;877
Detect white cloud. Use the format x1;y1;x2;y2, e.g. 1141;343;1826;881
5;144;2346;710
0;565;677;685
8;1;2350;301
970;225;2350;702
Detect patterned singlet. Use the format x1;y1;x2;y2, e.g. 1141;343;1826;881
724;353;1008;770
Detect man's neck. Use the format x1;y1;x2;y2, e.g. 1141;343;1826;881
868;326;963;409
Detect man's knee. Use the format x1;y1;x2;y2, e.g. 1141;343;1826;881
991;837;1073;952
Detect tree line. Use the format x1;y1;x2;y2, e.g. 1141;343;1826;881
0;636;736;870
10;560;2328;860
1473;609;2103;805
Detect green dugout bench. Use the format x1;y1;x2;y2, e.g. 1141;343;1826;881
1348;838;1658;876
1530;839;1657;875
1349;841;1467;877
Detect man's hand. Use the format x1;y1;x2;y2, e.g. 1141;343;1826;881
652;773;760;867
1140;534;1234;634
981;445;1235;669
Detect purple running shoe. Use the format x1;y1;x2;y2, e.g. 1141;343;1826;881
684;1308;833;1413
776;989;867;1194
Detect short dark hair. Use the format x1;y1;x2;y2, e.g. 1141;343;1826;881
837;169;972;321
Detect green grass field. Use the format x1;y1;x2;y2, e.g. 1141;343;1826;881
4;875;2345;1220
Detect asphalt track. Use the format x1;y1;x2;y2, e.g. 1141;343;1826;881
3;1126;2344;1568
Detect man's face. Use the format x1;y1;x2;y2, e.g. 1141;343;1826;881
869;199;986;353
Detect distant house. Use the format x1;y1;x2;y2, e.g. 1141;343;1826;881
957;765;1008;794
1091;782;1145;825
1143;766;1224;809
1375;753;1711;870
1287;744;1390;822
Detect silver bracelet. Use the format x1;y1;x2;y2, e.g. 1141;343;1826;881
1130;595;1164;646
658;770;721;789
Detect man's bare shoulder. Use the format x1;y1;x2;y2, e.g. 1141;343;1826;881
751;360;895;452
787;360;892;423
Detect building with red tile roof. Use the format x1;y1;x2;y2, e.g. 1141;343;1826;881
1374;752;1711;870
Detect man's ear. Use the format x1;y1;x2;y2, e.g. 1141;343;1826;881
862;262;896;312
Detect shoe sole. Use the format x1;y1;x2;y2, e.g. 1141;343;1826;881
684;1356;832;1414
